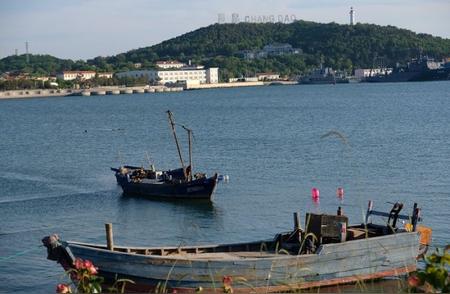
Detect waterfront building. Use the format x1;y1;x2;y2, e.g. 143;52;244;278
56;71;113;81
35;76;56;82
155;61;186;69
229;77;258;82
116;66;219;85
256;72;280;81
1;72;31;80
56;71;96;81
354;68;393;79
97;72;113;79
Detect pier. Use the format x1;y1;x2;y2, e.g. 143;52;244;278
0;85;183;100
0;81;299;100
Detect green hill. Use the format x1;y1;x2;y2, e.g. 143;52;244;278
100;21;449;79
0;54;96;76
1;21;449;80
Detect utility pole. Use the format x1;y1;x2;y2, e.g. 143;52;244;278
25;41;30;63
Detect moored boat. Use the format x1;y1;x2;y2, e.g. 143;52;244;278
112;110;218;201
365;56;450;83
299;66;349;84
43;201;431;293
112;165;218;200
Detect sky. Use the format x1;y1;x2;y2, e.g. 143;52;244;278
0;0;449;60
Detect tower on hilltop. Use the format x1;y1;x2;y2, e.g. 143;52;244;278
349;7;355;25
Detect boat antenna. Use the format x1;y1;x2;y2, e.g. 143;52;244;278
181;125;193;182
144;151;152;169
167;110;187;179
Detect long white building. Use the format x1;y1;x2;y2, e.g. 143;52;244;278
116;67;219;85
56;71;113;81
155;60;185;69
57;71;96;81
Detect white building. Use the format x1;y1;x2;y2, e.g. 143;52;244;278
354;68;393;79
256;72;280;81
97;72;113;79
229;77;258;82
155;61;186;69
116;67;219;85
56;71;97;81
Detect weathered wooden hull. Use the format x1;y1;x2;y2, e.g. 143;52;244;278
64;232;419;293
114;172;218;201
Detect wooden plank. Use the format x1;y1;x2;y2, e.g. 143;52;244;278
318;232;418;254
105;223;114;251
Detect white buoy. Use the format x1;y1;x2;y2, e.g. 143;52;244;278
218;174;230;182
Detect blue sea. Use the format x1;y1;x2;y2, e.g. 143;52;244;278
0;82;449;293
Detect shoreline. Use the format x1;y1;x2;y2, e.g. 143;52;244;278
0;85;182;100
0;81;299;100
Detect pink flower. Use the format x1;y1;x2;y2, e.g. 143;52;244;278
56;283;71;293
87;265;98;275
408;274;420;288
74;258;84;270
83;260;93;269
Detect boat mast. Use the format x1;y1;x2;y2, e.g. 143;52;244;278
167;110;187;179
182;125;193;182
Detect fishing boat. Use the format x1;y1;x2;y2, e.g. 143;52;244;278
43;201;431;293
111;110;218;200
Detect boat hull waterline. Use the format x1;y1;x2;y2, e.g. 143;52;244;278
112;167;218;200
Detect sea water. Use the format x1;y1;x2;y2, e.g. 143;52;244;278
0;81;449;293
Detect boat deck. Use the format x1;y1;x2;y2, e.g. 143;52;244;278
163;251;282;260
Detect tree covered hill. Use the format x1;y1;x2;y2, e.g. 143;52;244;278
1;21;449;79
103;21;449;78
0;54;95;76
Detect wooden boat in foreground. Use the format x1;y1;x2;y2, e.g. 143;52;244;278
43;201;431;293
112;110;218;201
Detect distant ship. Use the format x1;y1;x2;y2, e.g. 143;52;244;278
365;56;450;83
299;67;349;84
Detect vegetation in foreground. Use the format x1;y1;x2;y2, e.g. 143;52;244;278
54;246;449;293
56;258;133;293
407;246;449;293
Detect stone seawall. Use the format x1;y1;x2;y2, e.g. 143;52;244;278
0;86;183;100
0;89;76;99
0;81;297;99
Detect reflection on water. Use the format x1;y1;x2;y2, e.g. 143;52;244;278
114;194;223;246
